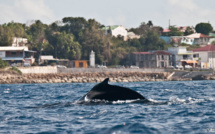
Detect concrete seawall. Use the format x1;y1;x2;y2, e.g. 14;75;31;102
57;68;165;73
17;66;165;74
18;66;57;74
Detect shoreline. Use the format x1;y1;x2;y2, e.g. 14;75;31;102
0;71;171;84
1;70;214;84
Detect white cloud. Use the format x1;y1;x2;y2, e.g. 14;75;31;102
0;0;56;24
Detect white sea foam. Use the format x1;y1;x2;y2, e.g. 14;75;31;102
164;89;172;92
168;96;206;105
112;99;138;104
3;91;10;94
148;99;164;103
208;97;215;101
84;95;90;101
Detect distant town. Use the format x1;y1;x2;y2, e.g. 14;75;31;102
0;17;215;70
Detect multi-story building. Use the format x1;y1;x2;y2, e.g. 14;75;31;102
0;37;35;66
186;33;211;46
129;50;173;68
0;46;36;66
193;45;215;69
168;46;199;68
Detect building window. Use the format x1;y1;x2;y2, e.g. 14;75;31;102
79;62;83;67
11;52;16;55
183;55;188;60
162;55;164;60
193;54;199;58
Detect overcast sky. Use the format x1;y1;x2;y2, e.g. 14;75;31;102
0;0;215;29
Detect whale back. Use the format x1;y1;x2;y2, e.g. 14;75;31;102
81;78;147;101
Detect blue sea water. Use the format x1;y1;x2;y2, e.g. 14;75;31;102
0;80;215;134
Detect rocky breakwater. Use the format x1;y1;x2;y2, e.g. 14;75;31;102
0;71;170;84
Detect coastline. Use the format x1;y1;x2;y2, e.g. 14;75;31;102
0;71;171;84
1;68;214;84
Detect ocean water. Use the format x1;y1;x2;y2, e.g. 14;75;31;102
0;80;215;134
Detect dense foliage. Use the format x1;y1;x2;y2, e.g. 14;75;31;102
195;23;213;35
2;18;202;66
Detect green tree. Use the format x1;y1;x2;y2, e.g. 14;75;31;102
26;20;48;59
137;22;150;35
0;22;26;46
7;22;26;37
0;58;8;68
62;17;87;39
147;20;153;28
0;25;14;46
195;23;213;35
79;19;112;64
56;31;81;60
45;22;61;57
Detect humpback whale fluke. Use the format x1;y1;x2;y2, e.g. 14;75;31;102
80;78;149;102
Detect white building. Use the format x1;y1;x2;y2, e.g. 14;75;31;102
186;33;211;46
193;45;215;69
124;32;140;41
39;55;58;65
168;46;198;67
101;25;127;38
12;37;28;47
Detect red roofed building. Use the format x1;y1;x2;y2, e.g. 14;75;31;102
132;52;152;55
162;26;195;33
193;45;215;69
193;45;215;52
163;29;171;33
129;50;173;68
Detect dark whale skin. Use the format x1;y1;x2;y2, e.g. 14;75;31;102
80;78;148;102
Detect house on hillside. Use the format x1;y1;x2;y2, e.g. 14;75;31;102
209;32;215;37
186;33;211;46
124;32;140;41
162;26;195;34
128;50;173;68
160;36;194;45
193;45;215;69
100;25;141;41
12;37;28;47
161;33;212;46
100;25;127;37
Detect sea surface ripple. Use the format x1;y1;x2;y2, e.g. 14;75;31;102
0;80;215;134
